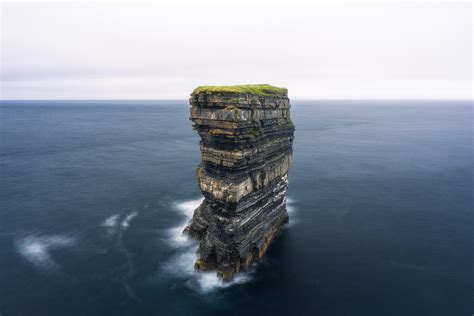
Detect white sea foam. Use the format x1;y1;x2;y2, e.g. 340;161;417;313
121;211;137;228
102;214;120;228
286;197;297;226
174;198;204;218
166;226;193;248
286;197;295;212
102;212;138;232
163;197;255;293
165;198;203;248
15;235;75;271
163;241;254;294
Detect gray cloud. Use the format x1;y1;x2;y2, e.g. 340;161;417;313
1;1;472;99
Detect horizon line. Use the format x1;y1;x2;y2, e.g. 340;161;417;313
1;98;472;102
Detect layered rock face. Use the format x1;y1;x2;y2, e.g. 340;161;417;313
184;84;294;281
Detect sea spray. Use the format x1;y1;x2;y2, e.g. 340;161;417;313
15;235;75;271
163;197;256;293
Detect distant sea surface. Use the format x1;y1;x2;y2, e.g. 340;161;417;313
0;100;472;316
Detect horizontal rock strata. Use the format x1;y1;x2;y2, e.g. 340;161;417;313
184;84;295;281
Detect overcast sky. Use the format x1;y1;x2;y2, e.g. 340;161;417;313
1;0;472;100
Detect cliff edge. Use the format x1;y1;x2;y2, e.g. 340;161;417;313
184;84;295;281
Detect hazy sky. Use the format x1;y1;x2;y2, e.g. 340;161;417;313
1;0;472;99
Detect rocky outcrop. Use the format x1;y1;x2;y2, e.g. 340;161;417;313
184;84;295;281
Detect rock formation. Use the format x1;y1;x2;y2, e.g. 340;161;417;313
184;84;294;281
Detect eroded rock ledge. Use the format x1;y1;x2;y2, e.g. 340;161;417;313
184;84;295;281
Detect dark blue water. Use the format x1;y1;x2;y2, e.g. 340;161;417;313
0;100;472;316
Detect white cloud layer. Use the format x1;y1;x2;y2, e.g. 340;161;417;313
1;0;472;99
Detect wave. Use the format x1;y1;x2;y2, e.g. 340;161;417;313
163;197;256;294
286;197;297;226
174;198;204;218
15;235;75;271
102;211;137;231
102;214;120;228
163;196;295;293
121;212;137;228
101;211;141;301
165;198;203;249
163;245;254;294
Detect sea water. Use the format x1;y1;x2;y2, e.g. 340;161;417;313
0;100;472;315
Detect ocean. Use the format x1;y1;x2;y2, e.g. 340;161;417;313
0;100;472;315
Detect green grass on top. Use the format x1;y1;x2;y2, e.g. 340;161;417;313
192;84;287;97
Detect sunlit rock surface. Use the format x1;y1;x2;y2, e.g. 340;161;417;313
184;84;295;281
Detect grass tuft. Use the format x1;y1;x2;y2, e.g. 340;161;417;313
192;84;287;97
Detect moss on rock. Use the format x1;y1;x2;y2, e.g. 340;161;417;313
192;84;288;98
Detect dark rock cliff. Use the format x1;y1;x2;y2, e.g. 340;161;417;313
184;84;295;281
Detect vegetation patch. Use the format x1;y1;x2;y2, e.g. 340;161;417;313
192;84;287;97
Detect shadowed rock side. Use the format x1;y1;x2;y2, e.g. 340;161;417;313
184;84;295;281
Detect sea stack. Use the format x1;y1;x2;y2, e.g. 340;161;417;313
184;84;294;281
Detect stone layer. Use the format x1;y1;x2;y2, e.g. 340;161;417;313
184;86;294;281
